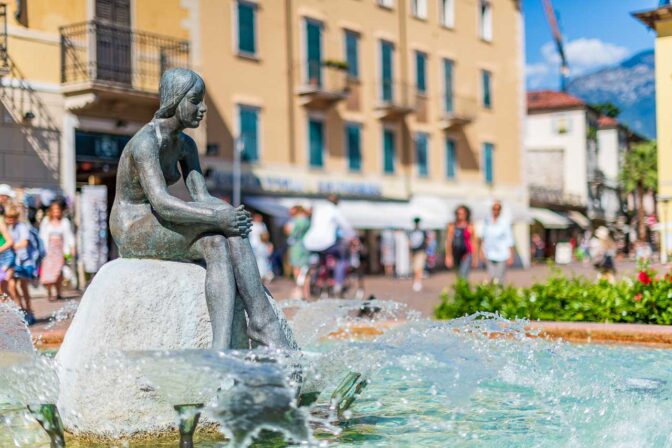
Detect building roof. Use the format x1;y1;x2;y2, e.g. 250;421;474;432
527;90;585;112
633;5;672;30
598;115;619;129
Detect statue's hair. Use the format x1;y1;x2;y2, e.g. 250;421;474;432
154;68;203;119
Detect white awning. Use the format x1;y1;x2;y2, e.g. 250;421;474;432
530;207;572;229
567;210;591;229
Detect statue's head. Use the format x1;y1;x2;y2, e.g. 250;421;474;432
155;68;206;128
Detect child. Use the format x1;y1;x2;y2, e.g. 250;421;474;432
0;219;15;295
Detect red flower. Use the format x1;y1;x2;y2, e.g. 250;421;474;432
634;294;642;302
638;271;652;285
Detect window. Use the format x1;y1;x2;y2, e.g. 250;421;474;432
380;40;394;102
344;30;359;79
416;132;429;177
346;123;362;172
411;0;428;19
440;0;454;27
481;69;492;108
238;105;260;162
483;142;494;184
305;19;323;87
237;1;256;55
446;138;457;179
415;51;427;94
443;58;454;113
479;0;492;41
383;128;395;174
308;118;324;168
378;0;394;8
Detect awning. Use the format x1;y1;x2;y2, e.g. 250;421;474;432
567;210;591;229
243;196;292;224
530;208;572;229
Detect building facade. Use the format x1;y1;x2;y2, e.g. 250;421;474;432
198;0;530;264
0;0;196;199
635;4;672;261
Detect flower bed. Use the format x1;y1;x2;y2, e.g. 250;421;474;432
434;265;672;325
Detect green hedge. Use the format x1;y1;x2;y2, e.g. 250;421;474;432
434;266;672;325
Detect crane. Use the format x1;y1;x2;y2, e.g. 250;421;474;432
542;0;569;92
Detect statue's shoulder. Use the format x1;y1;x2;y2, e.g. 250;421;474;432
126;124;158;157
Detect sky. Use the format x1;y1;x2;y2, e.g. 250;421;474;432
525;0;657;90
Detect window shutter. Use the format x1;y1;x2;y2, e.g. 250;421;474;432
306;20;322;87
383;129;395;173
444;59;454;113
446;139;456;179
309;119;324;168
484;143;494;184
240;107;259;162
381;41;394;101
416;133;429;177
347;124;362;171
345;31;359;79
238;2;256;54
416;52;427;93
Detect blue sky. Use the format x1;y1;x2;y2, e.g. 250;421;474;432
525;0;656;90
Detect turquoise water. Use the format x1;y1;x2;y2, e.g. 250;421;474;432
4;312;672;447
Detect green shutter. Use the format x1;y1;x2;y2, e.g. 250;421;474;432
416;133;429;177
484;142;494;183
446;139;456;179
309;119;324;168
237;2;255;54
383;129;395;174
345;31;359;79
482;70;492;108
416;51;427;94
239;106;258;162
444;59;454;113
306;20;322;87
381;41;394;102
346;123;362;171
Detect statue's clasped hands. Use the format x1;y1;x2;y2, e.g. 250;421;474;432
215;205;252;237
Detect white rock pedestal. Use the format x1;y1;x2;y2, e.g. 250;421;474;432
55;258;247;439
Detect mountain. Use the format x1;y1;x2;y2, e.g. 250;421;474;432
567;49;656;139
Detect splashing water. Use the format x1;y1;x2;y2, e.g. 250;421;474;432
5;299;672;447
0;301;35;353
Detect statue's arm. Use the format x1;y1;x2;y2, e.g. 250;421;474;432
132;141;224;226
179;135;231;208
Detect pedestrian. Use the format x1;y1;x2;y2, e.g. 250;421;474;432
380;228;396;277
249;213;273;284
0;184;15;215
0;218;15;297
409;217;427;292
394;229;411;279
445;205;478;280
303;194;355;297
285;205;311;297
39;201;76;302
4;204;40;324
349;235;366;299
425;231;437;272
590;226;616;282
531;232;545;263
479;200;515;285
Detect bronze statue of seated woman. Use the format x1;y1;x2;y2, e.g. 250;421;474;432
110;68;292;350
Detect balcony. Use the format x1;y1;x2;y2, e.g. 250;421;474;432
439;96;477;129
374;81;415;120
529;185;585;209
296;61;349;109
60;20;189;112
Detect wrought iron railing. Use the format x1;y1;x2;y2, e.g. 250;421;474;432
60;20;189;94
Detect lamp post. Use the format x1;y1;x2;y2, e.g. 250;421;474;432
233;136;244;207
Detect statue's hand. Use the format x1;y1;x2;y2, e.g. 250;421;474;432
217;205;251;237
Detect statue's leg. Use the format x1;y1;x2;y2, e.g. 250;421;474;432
225;236;291;349
193;235;237;349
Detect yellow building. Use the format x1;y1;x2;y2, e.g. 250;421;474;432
0;0;195;199
635;4;672;261
198;0;529;264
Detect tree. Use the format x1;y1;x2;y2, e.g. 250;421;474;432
591;102;621;118
620;141;657;241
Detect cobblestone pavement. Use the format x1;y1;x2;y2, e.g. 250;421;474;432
23;259;654;339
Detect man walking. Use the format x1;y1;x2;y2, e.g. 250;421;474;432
479;201;514;284
409;217;427;292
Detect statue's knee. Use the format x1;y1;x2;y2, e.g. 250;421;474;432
202;234;227;251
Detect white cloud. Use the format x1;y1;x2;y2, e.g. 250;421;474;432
526;62;549;77
540;38;630;77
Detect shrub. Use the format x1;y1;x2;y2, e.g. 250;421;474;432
434;265;672;325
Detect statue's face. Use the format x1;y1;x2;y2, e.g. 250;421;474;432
177;80;206;128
